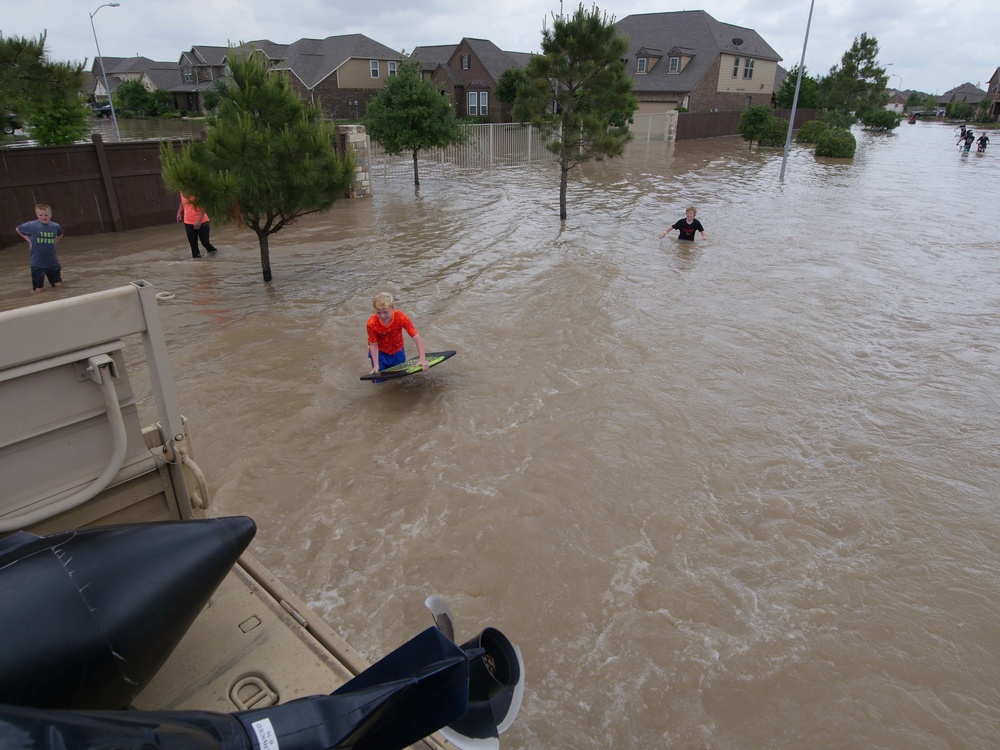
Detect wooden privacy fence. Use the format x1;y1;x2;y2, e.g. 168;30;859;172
676;108;819;140
0;134;184;249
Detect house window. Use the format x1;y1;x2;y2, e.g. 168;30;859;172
388;61;397;77
468;91;478;115
461;55;471;70
183;66;193;83
732;57;740;77
479;91;488;116
668;56;680;73
743;58;754;80
637;58;647;74
370;60;379;78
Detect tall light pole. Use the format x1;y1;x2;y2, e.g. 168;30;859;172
90;2;122;142
779;0;815;181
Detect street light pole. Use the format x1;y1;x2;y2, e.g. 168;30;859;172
779;0;815;181
90;2;122;142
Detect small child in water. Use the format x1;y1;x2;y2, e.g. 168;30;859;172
366;292;427;379
660;206;706;242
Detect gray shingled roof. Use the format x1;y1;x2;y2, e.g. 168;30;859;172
463;38;525;82
615;11;780;94
410;45;456;73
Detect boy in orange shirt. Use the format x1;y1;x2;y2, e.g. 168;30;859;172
367;293;428;378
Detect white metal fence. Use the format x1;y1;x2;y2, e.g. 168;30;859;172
366;116;676;179
367;123;560;179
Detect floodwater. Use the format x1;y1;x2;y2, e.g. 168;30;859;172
2;121;1000;748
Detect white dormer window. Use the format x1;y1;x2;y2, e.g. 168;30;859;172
183;66;193;83
370;60;379;78
743;58;755;80
732;57;740;77
461;54;471;70
637;57;647;74
668;56;680;73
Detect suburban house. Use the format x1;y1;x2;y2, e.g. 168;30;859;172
885;89;907;113
411;39;531;122
936;82;987;111
173;35;404;117
614;11;782;116
91;57;181;99
986;67;1000;119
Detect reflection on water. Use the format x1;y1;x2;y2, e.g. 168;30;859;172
2;122;1000;748
5;116;206;148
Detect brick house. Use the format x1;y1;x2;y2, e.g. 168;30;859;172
172;35;403;118
411;39;531;122
615;11;782;115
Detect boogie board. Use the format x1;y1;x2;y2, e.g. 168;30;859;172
360;350;456;381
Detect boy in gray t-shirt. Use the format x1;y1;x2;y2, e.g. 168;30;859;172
15;203;64;293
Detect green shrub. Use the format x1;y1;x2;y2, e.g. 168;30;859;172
859;108;902;131
757;116;788;147
821;109;856;129
796;119;828;143
815;127;856;158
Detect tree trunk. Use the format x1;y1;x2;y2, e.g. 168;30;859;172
257;231;272;283
412;149;420;187
559;161;569;220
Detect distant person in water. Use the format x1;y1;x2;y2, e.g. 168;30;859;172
977;134;989;152
15;203;64;293
660;206;706;242
958;131;975;152
176;192;218;258
366;292;427;380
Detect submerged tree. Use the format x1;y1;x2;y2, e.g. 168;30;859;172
365;60;465;187
737;105;775;150
513;3;637;220
160;47;356;282
0;32;89;145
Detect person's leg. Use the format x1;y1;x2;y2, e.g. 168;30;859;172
185;224;201;257
30;266;45;293
47;266;63;288
198;223;217;253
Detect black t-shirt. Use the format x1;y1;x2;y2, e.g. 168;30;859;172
672;218;704;241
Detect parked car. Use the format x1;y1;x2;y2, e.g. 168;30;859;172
2;113;21;134
90;102;113;118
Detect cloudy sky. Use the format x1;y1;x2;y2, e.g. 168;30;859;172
4;0;998;96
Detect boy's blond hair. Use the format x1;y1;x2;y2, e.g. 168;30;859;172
686;206;697;215
35;203;52;212
372;292;395;311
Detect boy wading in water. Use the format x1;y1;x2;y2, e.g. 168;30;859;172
16;203;64;293
366;293;428;380
660;206;706;242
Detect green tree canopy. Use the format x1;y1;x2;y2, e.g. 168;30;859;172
774;65;819;109
364;60;465;186
737;105;775;150
512;3;637;220
160;47;356;283
496;67;526;104
818;33;889;116
0;32;89;145
115;80;153;116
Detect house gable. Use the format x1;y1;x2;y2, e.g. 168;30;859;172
615;10;781;112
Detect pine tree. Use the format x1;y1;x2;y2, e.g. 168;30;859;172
365;60;465;187
160;47;356;282
0;32;89;145
818;33;889;118
513;3;637;220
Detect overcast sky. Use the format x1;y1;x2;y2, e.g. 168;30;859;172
4;0;998;96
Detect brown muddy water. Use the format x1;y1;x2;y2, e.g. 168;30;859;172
2;122;999;748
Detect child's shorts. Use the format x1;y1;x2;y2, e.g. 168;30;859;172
31;265;62;290
368;349;406;382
